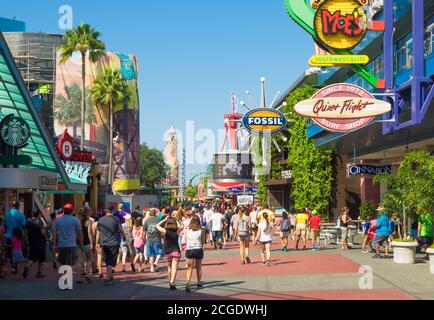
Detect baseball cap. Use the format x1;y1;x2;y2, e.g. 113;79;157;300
149;208;157;215
64;203;74;211
124;214;132;220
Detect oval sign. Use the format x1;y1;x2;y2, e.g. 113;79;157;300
294;83;391;133
294;97;391;119
242;108;287;134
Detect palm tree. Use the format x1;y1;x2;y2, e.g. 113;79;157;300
91;68;129;194
55;84;96;138
59;23;105;150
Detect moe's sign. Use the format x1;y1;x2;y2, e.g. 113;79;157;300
294;83;391;133
314;0;367;51
242;108;287;134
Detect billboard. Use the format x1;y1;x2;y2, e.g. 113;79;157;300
213;153;253;181
55;52;140;194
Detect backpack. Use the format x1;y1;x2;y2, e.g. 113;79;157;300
133;227;144;248
238;216;249;237
281;218;291;232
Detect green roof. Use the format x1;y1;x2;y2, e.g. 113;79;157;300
0;32;86;192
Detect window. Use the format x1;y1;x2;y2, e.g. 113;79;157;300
425;21;434;57
394;34;413;74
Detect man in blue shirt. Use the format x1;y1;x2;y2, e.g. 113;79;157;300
373;207;392;259
4;201;26;269
52;204;83;288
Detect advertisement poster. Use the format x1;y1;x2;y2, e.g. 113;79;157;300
237;194;254;206
55;52;140;193
213;153;253;181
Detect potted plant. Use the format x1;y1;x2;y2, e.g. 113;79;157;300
427;245;434;274
374;151;434;265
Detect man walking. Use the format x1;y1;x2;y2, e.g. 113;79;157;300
209;206;225;250
24;209;47;278
96;207;124;286
52;204;83;288
309;210;322;251
372;207;392;259
144;208;163;273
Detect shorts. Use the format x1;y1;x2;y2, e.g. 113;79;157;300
280;231;290;238
103;245;120;268
311;229;320;239
28;245;46;263
238;235;251;242
12;251;25;263
341;227;349;239
186;249;204;260
122;243;136;256
373;235;389;247
135;247;144;254
295;224;307;236
146;242;163;257
260;241;272;245
166;251;181;261
421;237;434;247
212;231;223;241
58;247;78;266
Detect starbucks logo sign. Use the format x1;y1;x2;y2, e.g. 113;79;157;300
0;115;31;148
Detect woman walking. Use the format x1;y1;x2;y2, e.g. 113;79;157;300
185;215;206;293
340;207;352;250
77;208;93;284
156;212;184;290
132;217;145;272
121;215;136;273
233;207;252;264
256;212;274;267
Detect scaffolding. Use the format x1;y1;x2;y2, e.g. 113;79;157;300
2;32;64;136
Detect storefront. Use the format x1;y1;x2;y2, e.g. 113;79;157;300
0;32;86;217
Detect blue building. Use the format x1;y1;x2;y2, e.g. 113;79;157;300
0;17;26;32
278;0;434;217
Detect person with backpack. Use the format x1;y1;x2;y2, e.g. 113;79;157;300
279;212;291;252
132;217;145;273
233;206;252;265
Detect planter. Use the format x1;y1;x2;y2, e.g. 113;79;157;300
427;248;434;274
391;241;418;264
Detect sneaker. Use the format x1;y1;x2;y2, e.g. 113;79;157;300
170;284;177;291
266;260;270;267
154;265;159;273
262;261;266;266
197;283;203;288
131;264;136;273
246;257;251;264
281;247;285;252
241;261;246;265
185;285;191;293
372;254;382;259
122;267;126;273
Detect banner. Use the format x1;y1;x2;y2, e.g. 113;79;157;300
55;52;140;193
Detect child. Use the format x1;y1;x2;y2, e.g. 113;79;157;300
11;227;26;279
279;212;291;252
362;218;373;253
0;217;6;278
132;217;145;272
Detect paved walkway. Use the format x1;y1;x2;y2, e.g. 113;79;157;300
0;238;431;300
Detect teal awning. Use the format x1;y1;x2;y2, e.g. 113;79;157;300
0;32;86;192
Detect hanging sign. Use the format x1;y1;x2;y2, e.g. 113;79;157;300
294;83;391;133
0;115;30;149
314;0;368;51
242;109;287;134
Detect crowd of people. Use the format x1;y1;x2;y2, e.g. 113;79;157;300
0;200;431;291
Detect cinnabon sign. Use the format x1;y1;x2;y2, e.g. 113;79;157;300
294;83;391;133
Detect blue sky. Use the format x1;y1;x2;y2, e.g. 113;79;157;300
3;0;313;177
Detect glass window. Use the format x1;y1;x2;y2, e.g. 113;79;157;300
394;33;413;74
425;21;434;57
